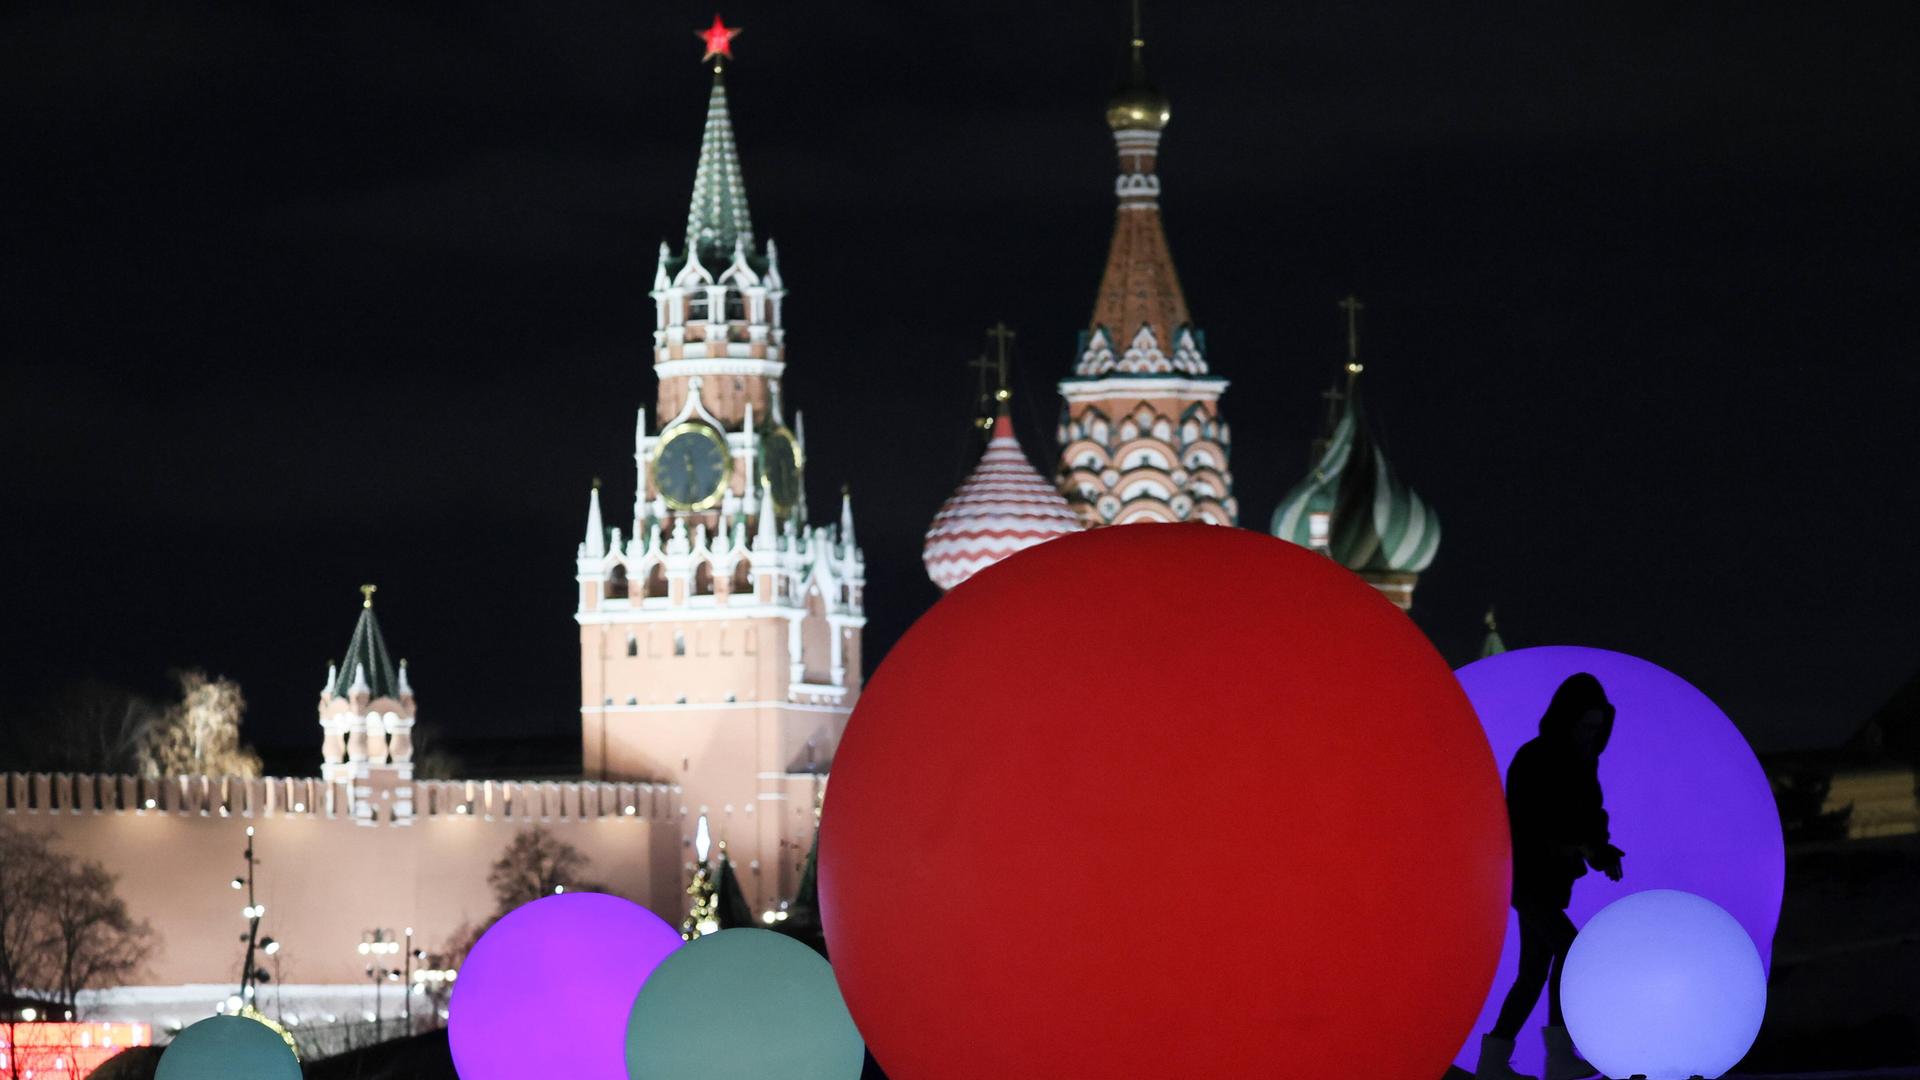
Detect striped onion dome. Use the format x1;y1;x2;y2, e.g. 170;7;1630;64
1271;384;1439;574
924;413;1084;591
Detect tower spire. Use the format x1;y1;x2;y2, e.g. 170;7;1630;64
1086;0;1194;374
685;17;754;265
582;480;607;558
333;591;400;699
1056;5;1233;528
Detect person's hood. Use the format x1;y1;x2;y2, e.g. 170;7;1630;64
1538;671;1612;753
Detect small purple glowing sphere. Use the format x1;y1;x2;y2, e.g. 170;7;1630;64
1451;647;1784;1076
448;893;682;1080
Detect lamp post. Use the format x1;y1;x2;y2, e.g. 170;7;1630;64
234;826;272;1009
357;929;401;1042
403;927;419;1035
260;935;283;1022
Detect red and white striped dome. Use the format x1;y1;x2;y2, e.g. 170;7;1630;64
923;414;1084;591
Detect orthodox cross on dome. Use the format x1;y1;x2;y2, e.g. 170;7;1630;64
967;353;996;432
985;322;1015;404
1311;295;1366;465
1315;382;1346;463
697;14;741;69
1339;293;1365;381
360;583;377;609
970;323;1016;433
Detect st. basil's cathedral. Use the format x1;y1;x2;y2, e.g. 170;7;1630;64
924;25;1438;603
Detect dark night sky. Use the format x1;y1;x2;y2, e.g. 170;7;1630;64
4;2;1916;757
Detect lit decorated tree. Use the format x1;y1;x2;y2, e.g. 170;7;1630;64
139;671;260;778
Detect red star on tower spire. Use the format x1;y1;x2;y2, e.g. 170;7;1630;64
697;15;741;66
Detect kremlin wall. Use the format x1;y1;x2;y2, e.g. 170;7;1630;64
1;19;1463;1030
2;767;681;1010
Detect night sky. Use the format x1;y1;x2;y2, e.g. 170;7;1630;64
5;2;1916;758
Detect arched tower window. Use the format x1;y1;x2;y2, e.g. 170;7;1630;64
730;559;752;596
673;632;687;657
625;635;638;658
645;564;669;599
693;562;715;596
607;565;629;600
801;589;831;685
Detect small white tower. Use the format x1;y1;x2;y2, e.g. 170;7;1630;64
318;585;418;824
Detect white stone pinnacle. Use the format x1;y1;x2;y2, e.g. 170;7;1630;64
583;485;606;558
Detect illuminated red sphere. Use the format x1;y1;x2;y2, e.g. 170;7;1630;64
820;525;1511;1079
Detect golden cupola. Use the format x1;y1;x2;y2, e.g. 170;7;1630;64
1106;37;1171;132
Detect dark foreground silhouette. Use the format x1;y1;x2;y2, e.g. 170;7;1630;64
1478;672;1625;1080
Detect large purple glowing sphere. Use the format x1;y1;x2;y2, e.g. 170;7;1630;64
1451;647;1784;1076
448;893;682;1080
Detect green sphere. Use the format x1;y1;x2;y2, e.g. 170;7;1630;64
155;1015;300;1080
627;928;864;1080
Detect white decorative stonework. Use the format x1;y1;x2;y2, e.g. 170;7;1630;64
1170;328;1206;375
1115;173;1161;202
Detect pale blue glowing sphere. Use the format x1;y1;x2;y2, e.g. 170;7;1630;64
627;928;864;1080
1562;890;1766;1080
155;1014;300;1080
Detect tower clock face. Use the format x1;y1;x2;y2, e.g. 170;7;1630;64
653;421;733;511
760;425;803;514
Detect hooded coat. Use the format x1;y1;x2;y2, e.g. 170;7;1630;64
1505;673;1614;909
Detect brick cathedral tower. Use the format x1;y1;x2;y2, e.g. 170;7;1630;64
575;19;864;916
1056;12;1235;526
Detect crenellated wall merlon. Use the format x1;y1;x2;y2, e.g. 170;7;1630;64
3;772;679;825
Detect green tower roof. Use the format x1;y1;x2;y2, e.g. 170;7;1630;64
683;71;755;266
331;595;402;701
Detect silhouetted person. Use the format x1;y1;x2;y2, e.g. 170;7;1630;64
1475;673;1624;1080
